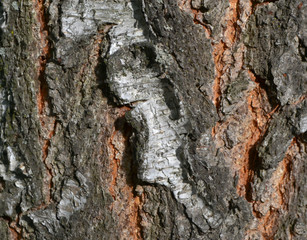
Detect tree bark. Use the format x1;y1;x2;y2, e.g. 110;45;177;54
0;0;306;239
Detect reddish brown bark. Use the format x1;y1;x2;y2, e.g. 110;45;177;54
107;106;144;240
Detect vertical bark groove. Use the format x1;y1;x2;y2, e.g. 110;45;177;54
0;0;306;239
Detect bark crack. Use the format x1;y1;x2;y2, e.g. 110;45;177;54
180;1;300;238
107;106;144;240
6;1;58;238
183;0;212;38
246;138;299;239
212;0;242;112
34;0;57;207
0;216;22;240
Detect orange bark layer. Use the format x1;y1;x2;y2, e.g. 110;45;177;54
180;1;300;239
236;87;269;198
291;94;306;105
212;42;225;110
179;0;243;109
108;106;131;200
211;71;281;238
246;138;300;239
5;220;20;240
212;0;241;110
0;215;23;240
7;1;55;239
35;0;51;117
8;219;22;240
178;0;212;37
108;122;121;200
180;0;283;204
236;71;278;198
179;0;257;109
33;0;57;206
107;106;143;240
41;120;57;203
211;71;274;199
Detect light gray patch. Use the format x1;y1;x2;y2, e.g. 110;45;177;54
61;0;130;39
104;4;222;230
57;174;88;219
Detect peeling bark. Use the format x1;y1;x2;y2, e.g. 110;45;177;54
0;0;306;239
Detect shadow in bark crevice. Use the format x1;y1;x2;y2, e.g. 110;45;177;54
95;52;118;107
114;116;140;188
0;2;4;44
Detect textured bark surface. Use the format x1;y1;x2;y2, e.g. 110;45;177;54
0;0;306;239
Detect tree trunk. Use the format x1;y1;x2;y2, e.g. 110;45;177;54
0;0;306;239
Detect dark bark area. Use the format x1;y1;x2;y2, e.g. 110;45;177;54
0;0;306;239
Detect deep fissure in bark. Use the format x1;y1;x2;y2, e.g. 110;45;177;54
0;0;305;238
107;106;144;240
